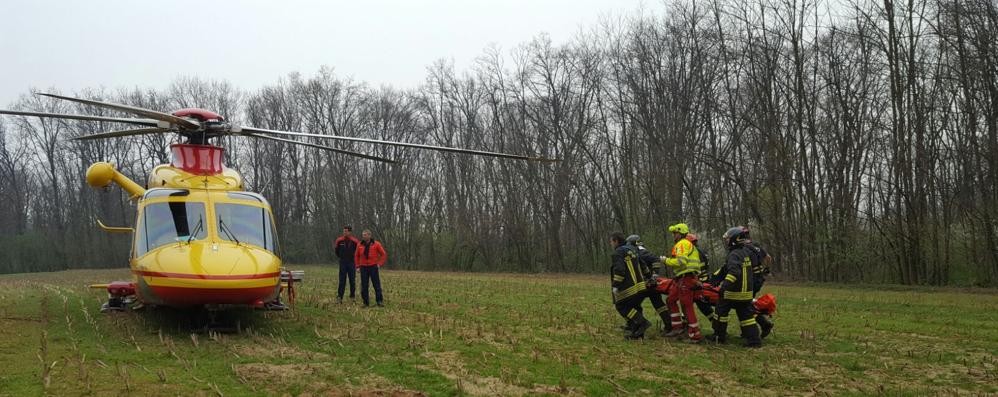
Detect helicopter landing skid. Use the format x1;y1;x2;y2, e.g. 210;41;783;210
263;299;289;311
100;296;138;313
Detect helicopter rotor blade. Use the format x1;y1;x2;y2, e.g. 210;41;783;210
0;109;161;127
237;126;559;162
241;132;397;163
36;93;200;130
70;127;174;140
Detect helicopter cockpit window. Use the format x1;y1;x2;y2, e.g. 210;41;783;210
135;202;207;256
214;203;278;252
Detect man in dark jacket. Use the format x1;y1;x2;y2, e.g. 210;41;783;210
708;226;762;347
625;235;672;335
333;225;359;303
610;232;652;339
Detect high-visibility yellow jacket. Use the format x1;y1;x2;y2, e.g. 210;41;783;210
664;238;703;276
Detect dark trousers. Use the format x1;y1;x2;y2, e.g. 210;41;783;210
337;262;356;299
614;295;649;331
645;291;670;324
696;299;717;322
359;266;383;305
713;298;761;346
634;289;670;327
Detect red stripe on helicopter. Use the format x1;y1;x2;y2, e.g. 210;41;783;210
133;271;280;280
148;285;277;306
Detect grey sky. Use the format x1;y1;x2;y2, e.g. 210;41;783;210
0;0;662;107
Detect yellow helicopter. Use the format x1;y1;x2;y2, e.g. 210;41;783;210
0;93;555;311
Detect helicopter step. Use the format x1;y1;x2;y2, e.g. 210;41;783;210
90;281;137;313
248;269;304;311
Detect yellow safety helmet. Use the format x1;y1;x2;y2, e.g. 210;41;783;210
668;223;690;235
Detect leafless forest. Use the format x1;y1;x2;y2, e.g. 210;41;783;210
0;0;995;286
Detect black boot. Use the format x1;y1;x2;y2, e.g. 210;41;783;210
757;314;774;339
741;323;762;348
626;318;651;340
707;320;727;343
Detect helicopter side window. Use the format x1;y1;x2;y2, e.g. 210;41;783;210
226;192;265;203
135;202;207;256
214;203;277;252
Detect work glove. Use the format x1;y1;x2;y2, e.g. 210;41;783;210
690;281;703;291
645;278;658;289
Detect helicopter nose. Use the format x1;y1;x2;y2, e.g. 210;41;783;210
134;243;282;306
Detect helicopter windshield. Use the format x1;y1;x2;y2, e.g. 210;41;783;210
136;202;207;256
214;203;278;252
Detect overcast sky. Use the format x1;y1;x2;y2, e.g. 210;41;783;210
0;0;663;107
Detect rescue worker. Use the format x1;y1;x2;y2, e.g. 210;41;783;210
708;226;762;347
355;229;387;307
609;232;652;339
661;223;705;343
625;235;671;334
710;228;775;336
333;225;360;303
701;230;765;293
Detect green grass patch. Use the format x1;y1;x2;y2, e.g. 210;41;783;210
0;266;995;396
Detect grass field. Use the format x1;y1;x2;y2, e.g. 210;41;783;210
0;265;995;396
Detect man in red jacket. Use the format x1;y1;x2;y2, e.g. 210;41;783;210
354;229;387;307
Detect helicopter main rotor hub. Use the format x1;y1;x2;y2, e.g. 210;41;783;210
170;143;225;175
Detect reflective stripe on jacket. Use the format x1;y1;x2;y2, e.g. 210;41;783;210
610;245;646;302
719;246;756;301
665;238;703;276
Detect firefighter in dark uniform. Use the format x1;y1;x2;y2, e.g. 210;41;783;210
708;226;763;347
609;232;652;339
695;228;776;340
625;234;671;334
